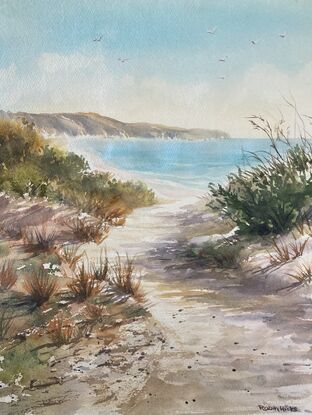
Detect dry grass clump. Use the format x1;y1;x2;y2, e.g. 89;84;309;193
64;217;110;244
67;263;103;301
73;193;127;225
295;212;312;236
0;309;14;340
1;222;23;240
84;303;109;322
22;224;57;252
92;248;109;281
0;259;17;290
269;236;309;265
23;270;59;306
288;264;312;286
47;312;79;345
56;244;84;271
110;254;143;301
102;207;127;226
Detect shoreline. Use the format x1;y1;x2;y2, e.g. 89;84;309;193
60;136;206;202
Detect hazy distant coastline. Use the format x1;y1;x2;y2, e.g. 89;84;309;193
0;110;229;140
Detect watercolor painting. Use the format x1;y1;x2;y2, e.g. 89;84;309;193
1;1;312;414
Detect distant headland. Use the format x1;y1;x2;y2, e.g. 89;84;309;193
0;110;230;140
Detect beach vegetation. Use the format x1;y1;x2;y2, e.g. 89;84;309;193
47;312;80;345
55;244;84;271
83;303;109;323
110;253;143;300
187;241;243;268
22;224;57;253
0;259;17;290
0;308;14;340
63;216;110;244
209;115;312;235
0;119;156;217
288;263;312;285
23;269;59;306
0;346;42;385
269;236;309;265
92;248;109;281
67;263;103;301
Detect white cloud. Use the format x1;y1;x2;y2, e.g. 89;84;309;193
0;52;312;137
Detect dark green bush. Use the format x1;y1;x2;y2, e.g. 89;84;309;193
209;117;312;235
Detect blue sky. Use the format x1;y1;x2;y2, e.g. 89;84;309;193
0;0;311;136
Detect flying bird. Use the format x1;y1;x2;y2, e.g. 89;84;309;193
93;35;103;42
279;33;286;38
118;58;130;63
207;26;217;35
250;40;258;46
218;76;226;80
218;56;227;62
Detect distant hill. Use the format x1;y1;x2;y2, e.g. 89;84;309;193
0;110;230;139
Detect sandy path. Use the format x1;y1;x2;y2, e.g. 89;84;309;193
85;196;312;415
61;141;312;414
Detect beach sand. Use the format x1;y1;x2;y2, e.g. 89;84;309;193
2;141;312;414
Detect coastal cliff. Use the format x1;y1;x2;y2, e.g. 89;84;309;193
0;110;229;139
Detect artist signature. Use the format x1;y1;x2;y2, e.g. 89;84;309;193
258;404;299;412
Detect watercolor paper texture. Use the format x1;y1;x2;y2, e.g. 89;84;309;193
0;1;312;414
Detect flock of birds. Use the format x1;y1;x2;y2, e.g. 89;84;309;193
93;34;130;64
92;27;287;75
206;26;287;79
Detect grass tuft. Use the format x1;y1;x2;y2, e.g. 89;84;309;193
64;217;110;244
110;253;143;300
269;236;309;265
0;308;14;340
102;207;127;226
47;312;79;345
0;259;17;290
84;303;109;322
23;270;59;306
56;244;84;271
288;264;312;285
22;224;57;252
92;248;109;281
67;263;103;301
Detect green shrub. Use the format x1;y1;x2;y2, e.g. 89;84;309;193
187;241;243;268
0;347;42;384
0;119;156;213
209;116;312;235
1;162;48;197
38;146;89;183
0;119;44;168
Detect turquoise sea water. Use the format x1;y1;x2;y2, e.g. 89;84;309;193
76;137;276;190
